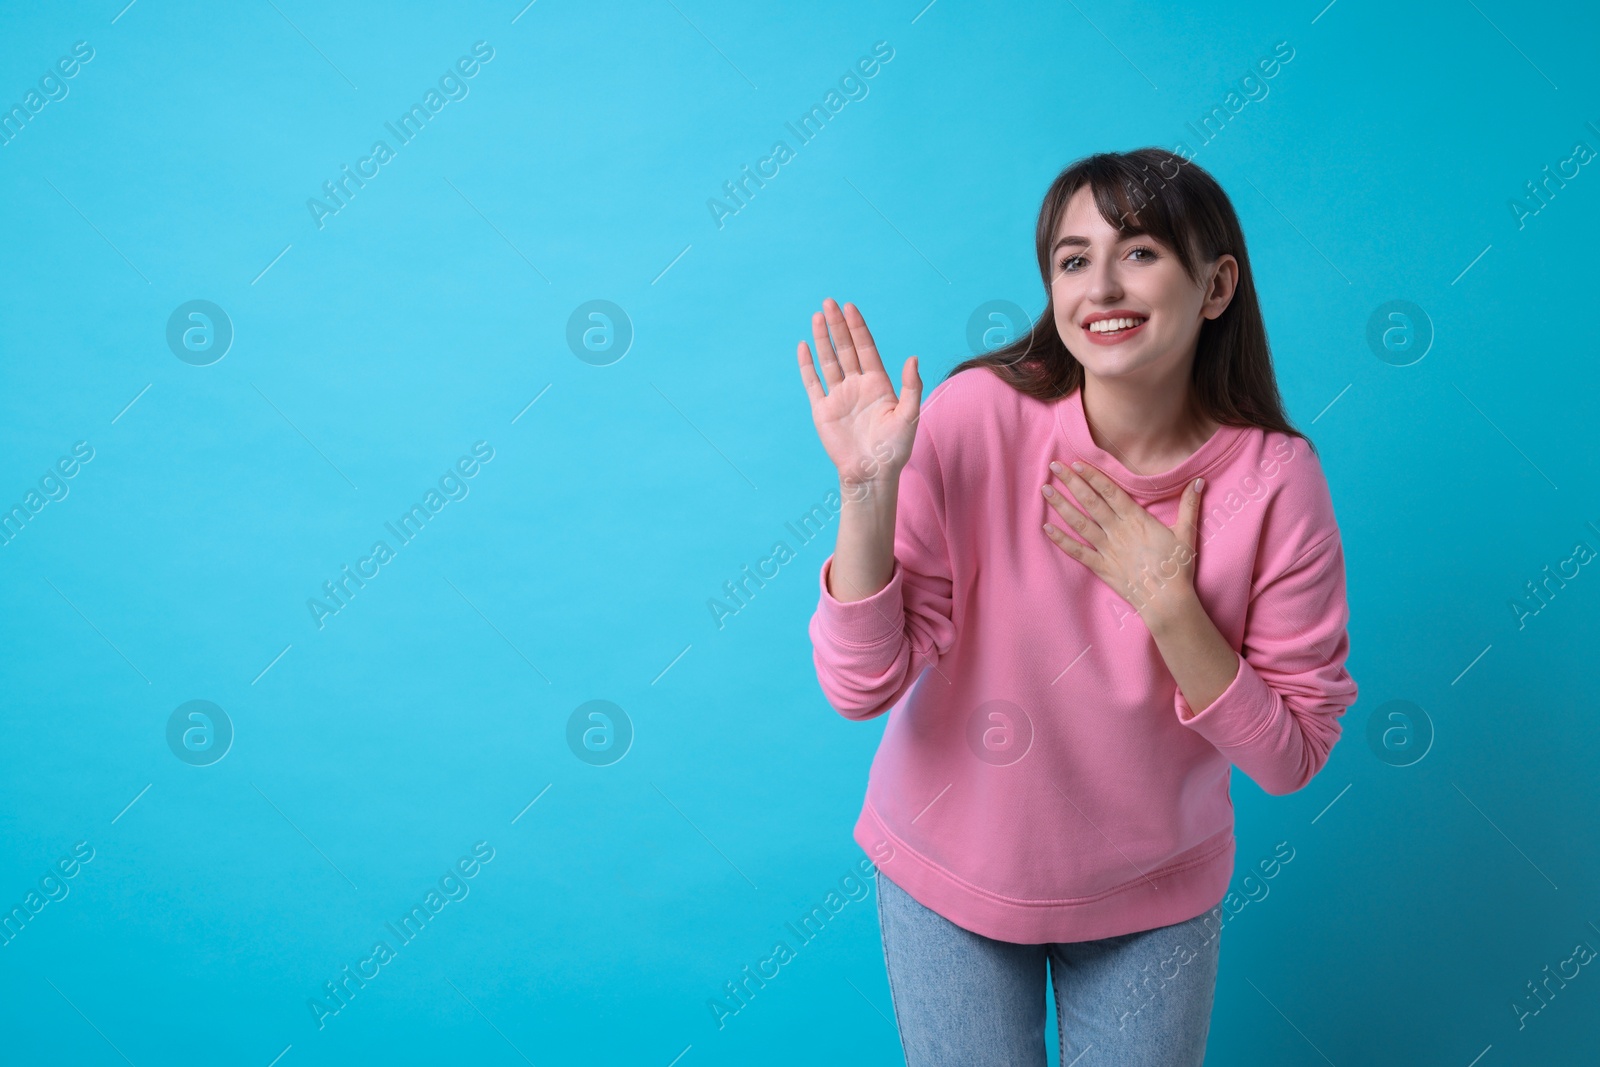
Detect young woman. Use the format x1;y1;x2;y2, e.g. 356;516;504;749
796;147;1358;1066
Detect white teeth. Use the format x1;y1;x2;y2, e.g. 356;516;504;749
1088;316;1147;333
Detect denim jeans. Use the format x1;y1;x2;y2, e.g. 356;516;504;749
876;870;1220;1066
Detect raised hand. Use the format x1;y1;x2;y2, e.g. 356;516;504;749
796;298;922;496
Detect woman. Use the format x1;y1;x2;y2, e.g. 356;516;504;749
797;148;1358;1066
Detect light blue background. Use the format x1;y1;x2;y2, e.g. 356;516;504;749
3;0;1598;1064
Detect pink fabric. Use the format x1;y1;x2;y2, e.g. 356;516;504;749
809;367;1358;943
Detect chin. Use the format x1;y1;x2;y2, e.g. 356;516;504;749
1073;349;1163;381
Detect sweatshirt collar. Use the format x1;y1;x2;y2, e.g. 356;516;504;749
1053;387;1248;497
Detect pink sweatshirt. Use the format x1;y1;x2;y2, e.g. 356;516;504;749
809;367;1357;944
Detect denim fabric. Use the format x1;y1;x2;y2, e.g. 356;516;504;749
876;870;1220;1066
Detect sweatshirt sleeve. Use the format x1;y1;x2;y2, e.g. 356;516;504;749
808;423;958;722
1174;526;1358;796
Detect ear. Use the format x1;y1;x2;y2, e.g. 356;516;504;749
1201;255;1238;321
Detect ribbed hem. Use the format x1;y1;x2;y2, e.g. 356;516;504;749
854;802;1233;944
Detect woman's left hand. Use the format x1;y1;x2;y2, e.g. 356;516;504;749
1041;459;1204;625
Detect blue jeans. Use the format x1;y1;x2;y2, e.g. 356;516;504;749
876;870;1220;1066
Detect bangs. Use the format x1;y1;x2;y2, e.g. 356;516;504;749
1076;164;1201;280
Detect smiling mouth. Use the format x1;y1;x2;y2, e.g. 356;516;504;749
1086;316;1148;335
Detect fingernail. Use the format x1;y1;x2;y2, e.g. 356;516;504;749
1194;477;1204;491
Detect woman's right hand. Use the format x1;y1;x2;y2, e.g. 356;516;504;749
796;298;922;495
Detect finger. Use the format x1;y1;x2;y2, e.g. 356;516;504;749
1060;460;1137;522
841;302;887;378
810;310;843;387
797;341;827;404
821;297;862;376
1043;521;1096;570
1048;461;1118;527
1042;482;1106;549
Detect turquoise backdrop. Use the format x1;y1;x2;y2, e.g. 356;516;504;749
3;1;1598;1064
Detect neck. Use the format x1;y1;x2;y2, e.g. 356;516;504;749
1078;374;1216;476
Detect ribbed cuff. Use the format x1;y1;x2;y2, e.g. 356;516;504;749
1174;650;1277;749
815;553;905;647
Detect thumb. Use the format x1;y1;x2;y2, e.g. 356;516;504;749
1175;476;1203;551
898;354;923;422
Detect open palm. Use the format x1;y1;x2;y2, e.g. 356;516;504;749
796;298;922;493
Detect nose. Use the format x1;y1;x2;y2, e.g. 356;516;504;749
1085;255;1125;305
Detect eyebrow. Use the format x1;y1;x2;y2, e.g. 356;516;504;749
1052;232;1150;252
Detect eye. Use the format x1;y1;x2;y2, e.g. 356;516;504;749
1056;244;1159;274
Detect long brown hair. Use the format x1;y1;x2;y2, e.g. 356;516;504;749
947;147;1312;453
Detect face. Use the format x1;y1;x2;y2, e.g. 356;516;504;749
1049;185;1237;386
